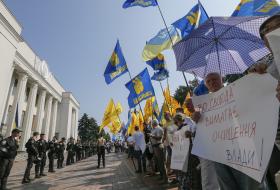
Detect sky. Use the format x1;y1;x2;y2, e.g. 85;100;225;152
4;0;242;124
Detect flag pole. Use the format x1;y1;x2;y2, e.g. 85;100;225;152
127;69;145;117
155;1;192;91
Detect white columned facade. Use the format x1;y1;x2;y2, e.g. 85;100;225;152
19;83;38;150
0;1;80;150
49;99;58;139
42;96;53;139
35;89;46;133
5;73;28;137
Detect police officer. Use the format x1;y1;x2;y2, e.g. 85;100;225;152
57;137;66;169
97;134;106;168
0;128;21;190
22;132;40;184
35;134;48;178
48;136;57;173
66;137;75;165
74;139;82;162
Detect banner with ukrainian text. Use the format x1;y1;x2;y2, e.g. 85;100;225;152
191;74;279;182
126;68;155;108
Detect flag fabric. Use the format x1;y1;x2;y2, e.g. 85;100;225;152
123;0;158;8
144;96;159;121
109;119;122;135
182;92;192;117
104;40;128;84
151;68;169;81
232;0;280;16
137;111;145;131
127;111;137;135
146;53;166;71
193;80;209;96
99;99;122;132
142;26;181;61
172;2;209;39
163;87;180;115
13;104;19;128
126;68;155;108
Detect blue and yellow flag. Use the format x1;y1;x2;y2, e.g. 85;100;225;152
126;68;155;108
232;0;280;16
146;53;166;71
123;0;158;8
142;26;181;61
13;104;19;128
151;68;169;81
104;40;128;84
172;2;209;39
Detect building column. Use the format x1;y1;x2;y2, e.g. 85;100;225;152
71;109;76;138
5;73;28;137
19;83;38;151
1;73;16;127
49;100;58;140
35;90;46;133
42;96;53;140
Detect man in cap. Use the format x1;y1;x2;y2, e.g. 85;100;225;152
150;119;168;184
22;131;40;184
0;128;21;190
35;133;48;178
48;136;57;173
57;137;66;169
66;137;75;165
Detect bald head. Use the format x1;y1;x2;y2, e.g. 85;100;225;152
205;73;223;92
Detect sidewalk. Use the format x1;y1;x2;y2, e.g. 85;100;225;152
7;152;177;190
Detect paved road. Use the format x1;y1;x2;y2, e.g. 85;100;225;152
7;152;177;190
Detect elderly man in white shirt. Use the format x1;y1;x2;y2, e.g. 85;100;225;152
132;126;146;173
150;119;169;184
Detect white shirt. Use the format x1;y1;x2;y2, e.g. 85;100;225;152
133;131;146;153
151;126;164;145
184;116;197;133
164;121;177;146
127;136;134;146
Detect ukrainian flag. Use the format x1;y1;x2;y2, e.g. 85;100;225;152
123;0;158;9
104;40;128;84
232;0;280;16
142;26;181;61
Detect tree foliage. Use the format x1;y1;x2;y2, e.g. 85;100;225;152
78;113;100;143
173;79;197;105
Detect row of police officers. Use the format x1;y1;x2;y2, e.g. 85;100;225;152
0;130;97;190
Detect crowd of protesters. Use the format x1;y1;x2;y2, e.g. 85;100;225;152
123;14;280;190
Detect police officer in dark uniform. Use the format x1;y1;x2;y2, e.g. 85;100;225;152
74;139;82;162
35;134;48;178
66;137;75;165
57;137;66;169
0;128;21;190
22;132;40;184
48;136;57;173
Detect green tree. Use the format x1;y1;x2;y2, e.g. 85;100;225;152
103;133;111;142
173;79;197;105
78;113;100;143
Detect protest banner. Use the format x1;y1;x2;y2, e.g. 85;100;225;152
191;74;279;182
171;126;190;172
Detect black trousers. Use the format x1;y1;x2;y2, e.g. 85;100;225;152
66;152;75;165
98;147;105;167
57;153;64;168
48;153;55;172
0;158;14;189
23;155;35;180
35;153;47;175
76;151;81;162
134;150;146;172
